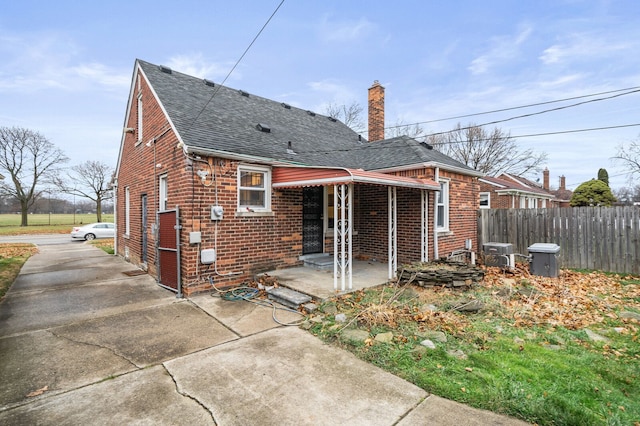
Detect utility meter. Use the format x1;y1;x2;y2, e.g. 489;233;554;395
211;205;224;220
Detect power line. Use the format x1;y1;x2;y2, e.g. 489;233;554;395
293;123;640;155
418;89;640;140
191;0;286;126
382;85;640;131
429;123;640;146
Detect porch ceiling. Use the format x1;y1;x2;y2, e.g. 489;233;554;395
272;166;439;190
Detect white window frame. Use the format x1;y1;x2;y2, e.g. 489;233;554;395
159;174;168;211
519;196;526;208
436;179;449;231
137;93;143;143
479;192;490;209
125;187;130;236
237;164;271;212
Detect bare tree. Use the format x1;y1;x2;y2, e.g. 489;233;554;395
325;101;365;134
613;139;640;181
387;119;425;139
52;160;114;222
427;123;548;176
613;185;640;205
0;126;68;226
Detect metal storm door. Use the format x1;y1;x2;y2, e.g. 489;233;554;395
302;187;323;255
157;207;181;296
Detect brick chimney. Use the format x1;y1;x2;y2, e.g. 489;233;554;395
543;168;549;190
368;80;385;142
559;175;566;191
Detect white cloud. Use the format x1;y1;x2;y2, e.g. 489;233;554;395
540;32;633;65
165;54;231;80
0;30;128;92
72;63;130;89
317;15;375;43
468;25;533;75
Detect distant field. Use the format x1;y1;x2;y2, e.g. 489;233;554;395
0;214;114;235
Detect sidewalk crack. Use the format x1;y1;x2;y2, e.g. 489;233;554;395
49;331;138;368
163;364;217;425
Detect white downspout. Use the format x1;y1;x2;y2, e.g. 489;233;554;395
433;167;440;260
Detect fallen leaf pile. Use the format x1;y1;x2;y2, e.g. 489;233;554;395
328;267;640;338
482;268;640;329
0;243;38;259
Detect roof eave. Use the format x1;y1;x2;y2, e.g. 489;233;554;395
495;189;555;199
371;162;484;177
185;146;305;166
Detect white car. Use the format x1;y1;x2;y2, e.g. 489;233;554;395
71;222;115;240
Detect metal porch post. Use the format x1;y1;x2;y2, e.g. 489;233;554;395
388;186;397;280
421;190;429;262
333;183;353;291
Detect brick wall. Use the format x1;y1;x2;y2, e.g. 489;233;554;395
435;169;479;256
116;70;305;295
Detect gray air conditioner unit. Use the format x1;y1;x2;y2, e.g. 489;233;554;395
483;242;514;268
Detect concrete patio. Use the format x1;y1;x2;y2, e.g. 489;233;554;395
262;259;391;300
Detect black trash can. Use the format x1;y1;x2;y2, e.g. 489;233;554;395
527;243;560;278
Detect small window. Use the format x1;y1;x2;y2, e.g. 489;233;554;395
436;180;449;231
479;192;490;209
237;165;271;212
159;174;168;211
125;187;130;236
137;94;143;143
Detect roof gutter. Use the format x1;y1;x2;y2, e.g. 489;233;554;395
184;146;305;167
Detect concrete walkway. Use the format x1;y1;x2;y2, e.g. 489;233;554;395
0;242;529;425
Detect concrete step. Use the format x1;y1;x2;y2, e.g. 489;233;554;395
266;287;312;309
302;254;333;270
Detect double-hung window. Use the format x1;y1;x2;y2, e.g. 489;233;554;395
479;192;490;209
436;180;449;231
238;165;271;212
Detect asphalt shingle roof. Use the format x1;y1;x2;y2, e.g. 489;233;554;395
138;59;476;174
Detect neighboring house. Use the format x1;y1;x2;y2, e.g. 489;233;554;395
549;175;573;208
114;60;482;296
479;169;558;209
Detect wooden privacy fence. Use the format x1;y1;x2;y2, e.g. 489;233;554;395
478;207;640;275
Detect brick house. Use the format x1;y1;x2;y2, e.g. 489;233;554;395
479;169;559;209
114;60;482;296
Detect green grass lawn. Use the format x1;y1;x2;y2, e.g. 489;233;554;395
307;269;640;425
0;244;39;299
0;214;114;235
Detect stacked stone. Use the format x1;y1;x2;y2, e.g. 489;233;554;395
398;261;485;288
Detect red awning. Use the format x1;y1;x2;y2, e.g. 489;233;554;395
272;166;439;190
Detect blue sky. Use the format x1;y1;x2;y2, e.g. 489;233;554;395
1;0;639;191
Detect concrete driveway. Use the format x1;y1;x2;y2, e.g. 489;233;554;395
0;241;528;425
